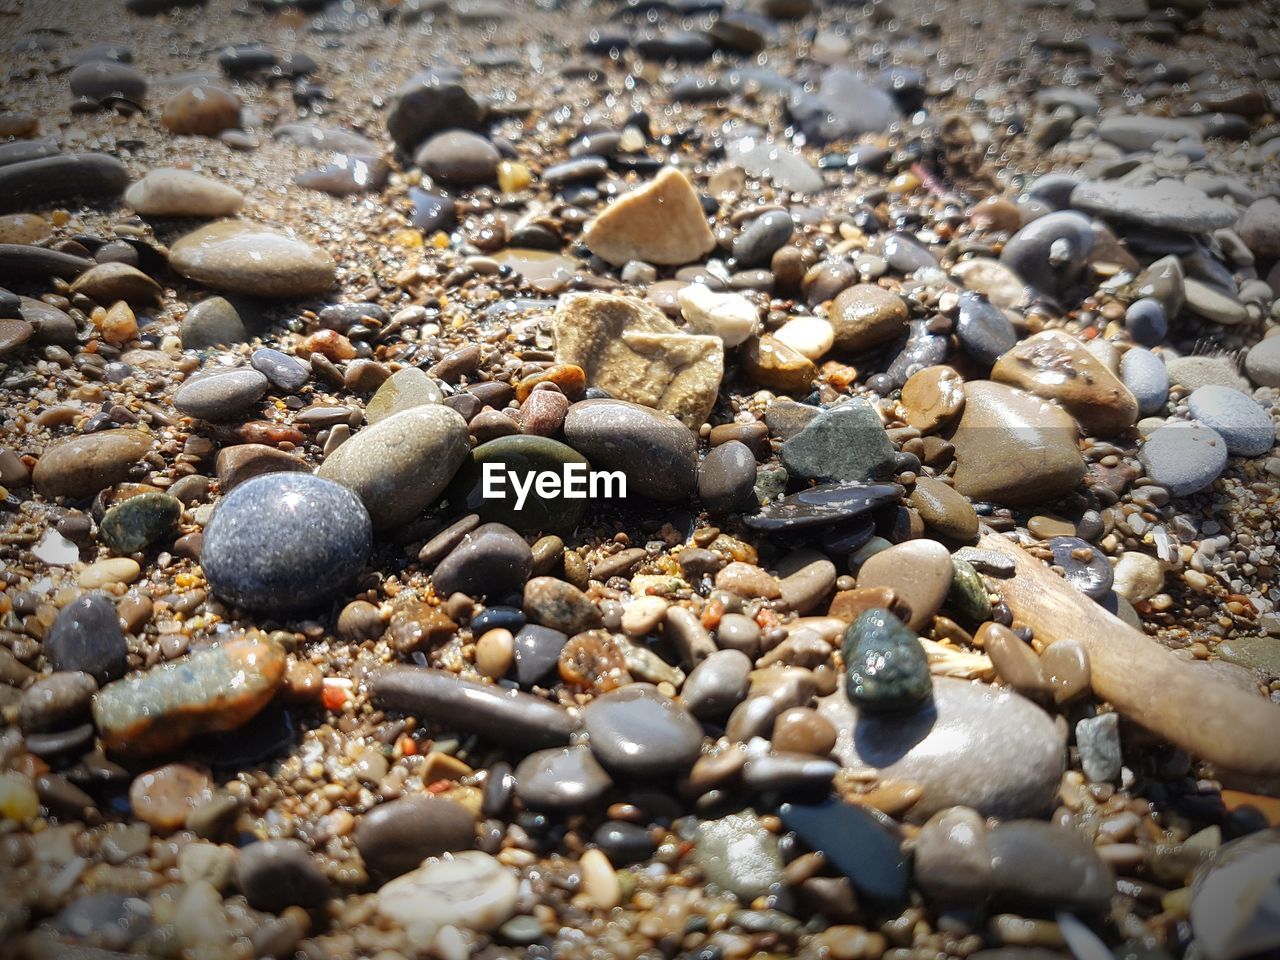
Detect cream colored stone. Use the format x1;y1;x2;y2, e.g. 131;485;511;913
553;292;723;428
125;168;244;218
1112;551;1164;603
79;557;141;589
677;283;758;347
583;167;715;266
773;315;834;360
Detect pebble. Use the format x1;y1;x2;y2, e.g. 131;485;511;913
778;554;837;613
181;297;246;349
1167;354;1252;393
1048;536;1114;601
677;283;758;347
1000;211;1094;299
169;220;335;298
742;334;818;392
19;671;96;733
788;68;900;143
828;284;909;351
554;294;723;429
950;381;1085;505
415;130;500;186
523;576;602;634
819;676;1065;820
780;400;895;484
237;840;332;911
514;624;569;687
914;805;1002;907
69;60;147;103
92;633;286;756
582;683;703;776
355;795;476;878
174;368;268;420
376;851;518;946
733;210;793;267
100;492;181;554
955;292;1017;366
1039;638;1091;703
779;799;908;906
1187;386;1274;457
46;592;128;684
251;347;310;391
1184;279;1249;326
124;168;244;217
431;523;531;599
128;762;213;832
773;315;833;361
1111;551;1164;603
1190;831;1280;960
79;557;141;589
201;473;373;612
374;667;581;749
1245;337;1280;389
986;820;1114;910
992;331;1138;436
697;440;757;514
900;365;965;434
514;745;613;811
563;398;698;500
1124;298;1168;346
855;539;953;631
584;167;715;266
725;135;823;193
448;436;591;534
593;821;656;866
694;811;784;901
365;366;442;423
33;429;151;500
161;84;242;136
841;608;932;713
0;153;129;214
909;477;978;542
386;69;484;154
579;847;622;911
745;481;901;532
681;649;752;719
1071;180;1236;234
1138;422;1229;496
1121;346;1169;416
772;706;837;755
317;405;469;529
1075;712;1122;782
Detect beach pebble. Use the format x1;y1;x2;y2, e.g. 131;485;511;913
1138;422;1230;495
1187;385;1275;457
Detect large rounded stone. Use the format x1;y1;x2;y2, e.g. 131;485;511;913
818;676;1066;822
354;795;475;879
201;473;373;613
169;220;335;299
432;523;533;599
316;405;469;529
33;429;151;500
125;168;244;218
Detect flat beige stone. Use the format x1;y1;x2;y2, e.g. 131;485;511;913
553;292;723;428
583;167;716;266
950;380;1085;506
125;168;245;218
855;539;953;631
169;220;335;298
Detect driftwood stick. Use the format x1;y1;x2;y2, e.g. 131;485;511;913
977;531;1280;778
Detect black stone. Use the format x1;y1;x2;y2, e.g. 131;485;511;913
514;624;569;688
45;593;127;684
744;482;902;532
779;799;908;906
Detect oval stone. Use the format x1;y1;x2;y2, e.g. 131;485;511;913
514;745;613;811
201;473;372;613
173;368;268;421
355;795;475;879
169;220;335;299
33;429;151;500
582;683;703;776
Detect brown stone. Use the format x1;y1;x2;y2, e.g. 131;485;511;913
129;763;214;833
772;706;837;756
854;540;953;631
215;444;309;492
949;381;1085;506
741;335;817;392
900;365;965;433
828;587;912;626
828;284;909;351
909;476;978;542
69;262;162;306
978;622;1049;699
161;85;242;136
991;331;1138;437
33;429;152;500
583;167;715;266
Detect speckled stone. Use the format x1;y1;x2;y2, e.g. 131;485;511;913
201;473;372;613
1121;347;1169;416
99;492;181;554
92;634;286;756
695;810;784;901
841;608;931;713
780;400;895;483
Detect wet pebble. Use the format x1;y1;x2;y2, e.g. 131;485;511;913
433;523;533;599
237;839;332;911
174;368;268;420
355;795;475;879
514;745;613;811
125;168;244;217
1187;385;1274;457
583;683;703;776
1048;536;1114;601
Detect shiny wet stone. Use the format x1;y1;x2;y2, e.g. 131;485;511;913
744;482;902;532
841;608;932;713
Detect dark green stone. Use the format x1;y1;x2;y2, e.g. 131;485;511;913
841;607;931;713
946;557;991;624
447;435;590;535
99;492;182;554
